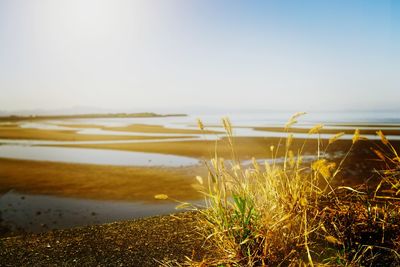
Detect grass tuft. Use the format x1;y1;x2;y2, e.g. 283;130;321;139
187;114;400;266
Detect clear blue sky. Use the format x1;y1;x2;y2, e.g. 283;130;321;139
0;0;399;112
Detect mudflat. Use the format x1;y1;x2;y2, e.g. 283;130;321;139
1;138;394;202
57;123;222;134
0;158;205;202
0;126;193;141
48;136;350;159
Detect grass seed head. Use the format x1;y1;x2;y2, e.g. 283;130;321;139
197;118;205;131
372;148;386;161
312;159;336;179
154;194;169;200
308;124;324;135
352;129;360;144
325;235;342;245
222;117;233;136
196;175;204;185
285;112;306;130
376;130;389;145
329;132;345;144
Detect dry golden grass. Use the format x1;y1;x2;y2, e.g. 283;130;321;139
186;117;400;266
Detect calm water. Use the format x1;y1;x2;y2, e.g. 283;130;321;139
0;145;199;167
0;191;195;233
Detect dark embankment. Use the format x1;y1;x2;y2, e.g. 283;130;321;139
0;211;213;266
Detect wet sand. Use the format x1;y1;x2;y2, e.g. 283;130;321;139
0;158;205;202
49;136;342;159
1;138;393;202
58;123;222;135
0;126;194;141
40;136;400;193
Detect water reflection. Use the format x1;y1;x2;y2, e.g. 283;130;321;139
0;191;193;234
0;145;199;167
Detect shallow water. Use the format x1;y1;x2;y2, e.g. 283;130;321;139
0;145;199;167
77;128;200;137
19;122;77;131
0;191;198;233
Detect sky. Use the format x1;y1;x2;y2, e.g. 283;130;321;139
0;0;399;113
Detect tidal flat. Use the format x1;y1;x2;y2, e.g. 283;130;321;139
1;114;400;236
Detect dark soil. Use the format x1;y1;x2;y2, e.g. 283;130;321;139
0;211;212;266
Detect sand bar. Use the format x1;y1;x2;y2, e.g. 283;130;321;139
58;123;221;135
0;126;193;141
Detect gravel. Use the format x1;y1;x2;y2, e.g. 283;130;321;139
0;211;212;266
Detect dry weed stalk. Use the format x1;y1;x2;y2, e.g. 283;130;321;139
185;116;400;266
